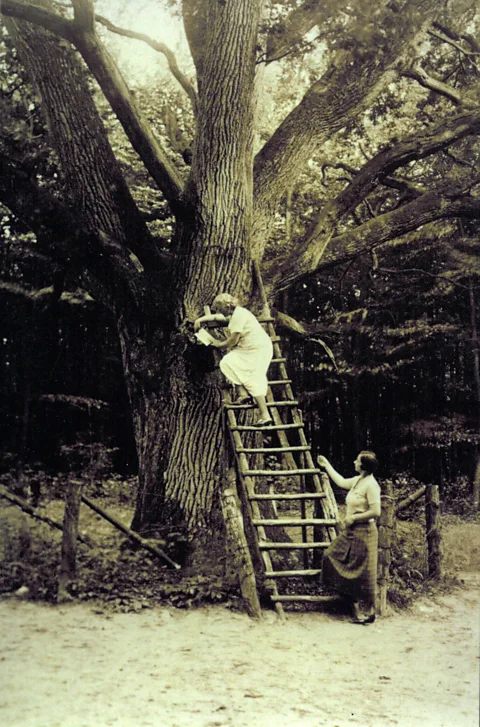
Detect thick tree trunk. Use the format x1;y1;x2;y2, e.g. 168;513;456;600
177;0;263;311
116;319;228;564
6;3;151;251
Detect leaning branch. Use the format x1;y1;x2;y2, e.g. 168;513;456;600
401;64;471;107
81;495;181;569
395;486;427;514
0;485;90;544
266;108;480;291
321;194;480;271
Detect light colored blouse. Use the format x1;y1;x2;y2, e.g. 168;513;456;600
345;475;381;520
228;306;271;351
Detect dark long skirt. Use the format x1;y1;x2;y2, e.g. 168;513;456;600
322;521;378;607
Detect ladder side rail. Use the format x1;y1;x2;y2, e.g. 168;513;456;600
299;450;309;568
224;408;266;578
266;326;338;533
264;326;340;546
264;322;340;542
241;474;285;618
225;408;284;617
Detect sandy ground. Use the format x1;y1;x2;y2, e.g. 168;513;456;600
0;578;478;727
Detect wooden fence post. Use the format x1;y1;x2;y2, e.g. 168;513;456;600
58;478;83;602
425;484;442;580
377;481;395;616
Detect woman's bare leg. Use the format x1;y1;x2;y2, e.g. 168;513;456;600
253;395;271;421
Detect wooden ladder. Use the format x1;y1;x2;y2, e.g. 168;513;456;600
222;265;340;616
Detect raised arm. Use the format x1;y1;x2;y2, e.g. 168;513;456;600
317;455;355;490
193;313;227;330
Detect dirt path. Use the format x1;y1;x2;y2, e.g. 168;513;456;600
0;579;478;727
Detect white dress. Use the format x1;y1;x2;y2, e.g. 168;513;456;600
219;306;273;397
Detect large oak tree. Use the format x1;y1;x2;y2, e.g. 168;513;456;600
1;0;479;562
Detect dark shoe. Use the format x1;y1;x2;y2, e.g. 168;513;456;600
254;417;273;427
351;614;375;625
232;395;252;405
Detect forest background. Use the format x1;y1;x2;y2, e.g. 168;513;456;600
0;0;479;607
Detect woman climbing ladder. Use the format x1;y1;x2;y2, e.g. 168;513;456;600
194;293;273;426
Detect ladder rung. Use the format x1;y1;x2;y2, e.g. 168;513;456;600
265;569;322;578
231;423;303;431
237;445;311;453
225;402;255;409
253;518;337;526
249;492;326;501
259;317;275;323
268;380;292;385
270;336;281;342
246;469;319;477
266;401;298;407
270;595;340;603
225;400;298;410
259;541;331;550
271;358;286;363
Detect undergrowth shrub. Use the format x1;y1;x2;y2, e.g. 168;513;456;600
0;508;61;600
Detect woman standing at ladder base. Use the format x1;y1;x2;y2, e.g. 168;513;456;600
318;451;381;624
194;293;274;426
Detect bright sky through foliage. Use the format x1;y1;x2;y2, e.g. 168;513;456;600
95;0;188;83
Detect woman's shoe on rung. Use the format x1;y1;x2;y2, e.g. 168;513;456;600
254;417;273;427
232;395;252;405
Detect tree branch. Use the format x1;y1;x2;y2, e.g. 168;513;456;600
182;0;208;90
71;0;94;33
264;0;350;62
428;27;480;71
1;0;184;206
266;107;480;290
267;192;480;293
401;63;473;107
252;1;439;254
95;14;197;111
1;0;77;41
321;162;423;198
320;193;480;271
377;266;477;291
